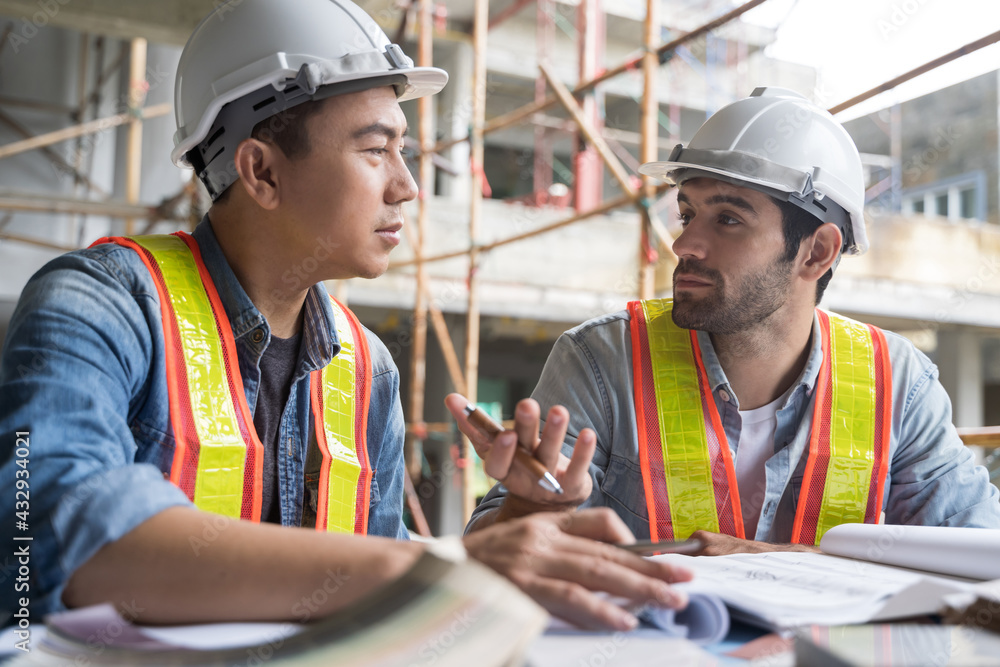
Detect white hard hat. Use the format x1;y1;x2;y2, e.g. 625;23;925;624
172;0;448;199
639;87;868;255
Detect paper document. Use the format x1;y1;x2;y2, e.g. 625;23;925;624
652;552;977;630
820;524;1000;580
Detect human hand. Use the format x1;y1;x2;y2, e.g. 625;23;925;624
689;530;820;556
462;508;693;630
445;393;594;513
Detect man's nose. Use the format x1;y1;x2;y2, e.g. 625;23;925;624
671;219;708;259
388;156;419;204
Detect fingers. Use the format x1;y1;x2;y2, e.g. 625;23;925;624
563;428;596;488
513;398;541;452
535;405;569;470
559;507;635;544
482;432;517;481
445;393;493;454
533;539;689;608
520;578;640;631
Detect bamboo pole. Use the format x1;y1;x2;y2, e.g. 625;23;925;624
0;103;171;161
0;232;76;252
389;183;670;270
0;95;74;114
638;0;660;300
124;38;148;235
829;30;1000;115
401;221;468;397
462;0;489;522
0;191;181;220
481;0;771;139
587;0;770;93
488;0;535;30
407;0;433;482
540;63;636;200
0;109;109;197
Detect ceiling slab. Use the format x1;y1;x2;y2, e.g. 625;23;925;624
0;0;221;45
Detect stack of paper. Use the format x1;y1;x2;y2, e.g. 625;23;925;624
8;545;547;666
652;551;979;631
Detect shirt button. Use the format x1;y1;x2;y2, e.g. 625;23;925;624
250;329;265;344
718;389;731;403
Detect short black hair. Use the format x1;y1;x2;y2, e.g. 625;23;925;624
212;98;328;204
773;197;834;305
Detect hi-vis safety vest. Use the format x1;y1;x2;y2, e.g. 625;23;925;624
97;232;372;534
628;298;892;546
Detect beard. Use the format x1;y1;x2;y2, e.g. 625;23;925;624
671;255;794;334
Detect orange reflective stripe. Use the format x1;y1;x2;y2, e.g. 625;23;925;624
630;299;741;540
633;300;890;545
94;235;199;499
311;298;372;535
689;331;744;539
176;233;263;522
629;301;671;541
96;234;374;532
793;310;891;545
341;298;373;535
867;325;892;522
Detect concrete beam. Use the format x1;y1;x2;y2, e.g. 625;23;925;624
0;0;221;45
0;0;403;45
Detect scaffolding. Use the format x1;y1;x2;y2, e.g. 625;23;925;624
0;3;999;533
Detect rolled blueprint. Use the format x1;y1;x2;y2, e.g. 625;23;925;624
637;589;730;645
820;524;1000;580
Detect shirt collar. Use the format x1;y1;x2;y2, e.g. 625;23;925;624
191;216;341;372
694;311;825;400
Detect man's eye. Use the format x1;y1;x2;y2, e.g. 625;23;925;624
401;147;416;160
677;212;691;227
719;215;740;226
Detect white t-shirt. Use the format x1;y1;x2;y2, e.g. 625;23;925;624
734;387;793;539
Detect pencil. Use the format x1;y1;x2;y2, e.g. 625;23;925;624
462;404;564;495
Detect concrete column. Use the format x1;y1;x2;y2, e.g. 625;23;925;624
436;40;472;201
937;329;984;428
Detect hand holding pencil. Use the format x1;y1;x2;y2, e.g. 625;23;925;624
445;393;596;511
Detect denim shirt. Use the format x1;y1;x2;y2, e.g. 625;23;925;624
0;219;408;621
470;310;1000;538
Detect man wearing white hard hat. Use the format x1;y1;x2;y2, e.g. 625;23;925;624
462;88;1000;551
0;0;690;630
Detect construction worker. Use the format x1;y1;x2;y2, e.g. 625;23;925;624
0;0;690;631
457;88;1000;551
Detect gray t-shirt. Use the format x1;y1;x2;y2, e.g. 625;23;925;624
254;332;302;523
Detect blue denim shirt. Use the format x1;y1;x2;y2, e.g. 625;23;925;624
0;219;407;621
470;310;1000;538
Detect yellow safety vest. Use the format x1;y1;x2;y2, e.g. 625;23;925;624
98;232;372;534
629;298;892;545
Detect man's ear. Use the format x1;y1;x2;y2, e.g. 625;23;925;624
800;222;842;280
233;138;281;211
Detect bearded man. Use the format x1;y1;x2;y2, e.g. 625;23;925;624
456;88;1000;552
